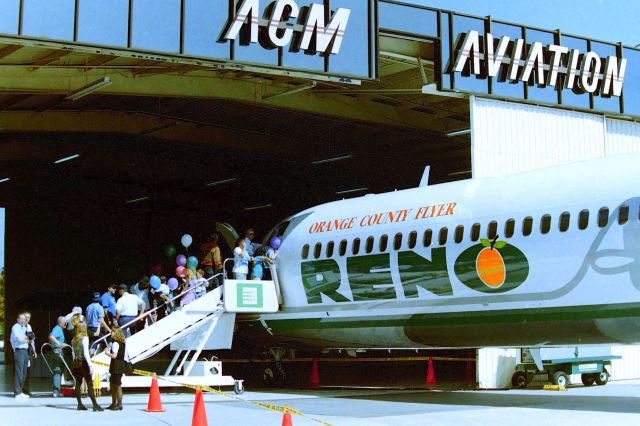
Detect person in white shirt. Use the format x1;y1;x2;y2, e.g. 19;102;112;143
10;313;31;398
115;284;144;337
130;277;152;328
104;326;129;410
233;238;251;279
70;321;103;411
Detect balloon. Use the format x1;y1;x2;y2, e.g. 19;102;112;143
175;266;187;278
150;264;162;276
164;245;177;258
176;254;186;267
168;278;178;291
181;234;193;248
270;236;282;250
187;256;199;269
149;275;161;289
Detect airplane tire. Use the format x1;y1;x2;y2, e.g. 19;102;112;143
581;374;596;386
511;371;528;389
552;371;569;387
595;369;610;386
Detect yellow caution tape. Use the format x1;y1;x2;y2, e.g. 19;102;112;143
93;360;333;425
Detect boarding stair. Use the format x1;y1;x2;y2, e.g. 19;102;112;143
91;267;280;393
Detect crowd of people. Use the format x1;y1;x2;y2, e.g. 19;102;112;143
9;228;280;409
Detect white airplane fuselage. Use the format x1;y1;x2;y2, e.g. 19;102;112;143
238;154;640;349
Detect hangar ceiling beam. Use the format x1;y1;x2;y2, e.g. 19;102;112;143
0;67;454;133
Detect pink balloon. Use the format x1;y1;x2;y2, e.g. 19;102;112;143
175;266;187;278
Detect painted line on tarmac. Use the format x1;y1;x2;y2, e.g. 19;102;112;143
93;360;333;426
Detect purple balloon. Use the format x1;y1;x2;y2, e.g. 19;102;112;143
176;254;187;267
167;277;179;291
270;236;282;250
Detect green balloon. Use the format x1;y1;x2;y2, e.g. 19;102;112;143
187;256;199;269
165;245;177;258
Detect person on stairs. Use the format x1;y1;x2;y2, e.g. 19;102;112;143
71;321;103;411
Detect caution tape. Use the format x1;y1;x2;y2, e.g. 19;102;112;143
93;360;333;426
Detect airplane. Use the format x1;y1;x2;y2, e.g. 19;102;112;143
230;153;640;351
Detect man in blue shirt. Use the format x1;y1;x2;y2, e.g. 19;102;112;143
48;316;67;397
10;313;31;398
87;292;111;353
101;284;117;327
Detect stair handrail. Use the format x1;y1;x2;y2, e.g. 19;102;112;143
90;272;224;352
40;342;77;389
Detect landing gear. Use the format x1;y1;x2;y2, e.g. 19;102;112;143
595;369;610;385
581;374;596;386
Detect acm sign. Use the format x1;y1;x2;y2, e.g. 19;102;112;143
224;0;351;56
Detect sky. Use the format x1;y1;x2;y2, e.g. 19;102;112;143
414;0;640;46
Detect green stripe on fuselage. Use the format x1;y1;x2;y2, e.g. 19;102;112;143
255;303;640;331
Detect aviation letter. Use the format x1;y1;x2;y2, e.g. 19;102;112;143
486;33;510;78
546;44;569;87
601;56;627;97
521;41;545;86
453;30;482;75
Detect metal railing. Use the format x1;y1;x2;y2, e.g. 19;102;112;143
90;272;224;353
39;343;77;390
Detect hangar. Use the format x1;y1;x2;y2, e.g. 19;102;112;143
1;0;640;388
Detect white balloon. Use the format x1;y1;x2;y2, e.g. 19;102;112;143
181;234;193;248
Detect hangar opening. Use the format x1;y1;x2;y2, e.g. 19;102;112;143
2;0;640;390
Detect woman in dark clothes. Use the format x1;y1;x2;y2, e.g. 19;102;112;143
105;326;127;410
71;321;103;411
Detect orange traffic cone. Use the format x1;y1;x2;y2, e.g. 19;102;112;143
310;358;320;388
282;407;293;426
192;389;208;426
144;374;166;412
425;357;436;387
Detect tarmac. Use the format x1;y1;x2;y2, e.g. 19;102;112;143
1;365;640;426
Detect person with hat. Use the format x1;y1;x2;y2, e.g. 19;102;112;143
115;284;144;337
64;306;85;343
86;292;111;353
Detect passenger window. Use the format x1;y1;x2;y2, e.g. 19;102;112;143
314;243;322;259
326;241;334;257
301;244;309;259
365;236;374;253
423;229;432;247
578;209;589;230
439;227;448;245
487;221;498;239
559;212;570;232
470;223;480;241
504;219;515;238
522;216;533;236
619;205;629;225
352;238;361;255
455;225;464;243
540;214;551;235
597;207;609;227
339;240;347;256
394;233;403;250
408;231;417;249
379;234;388;252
